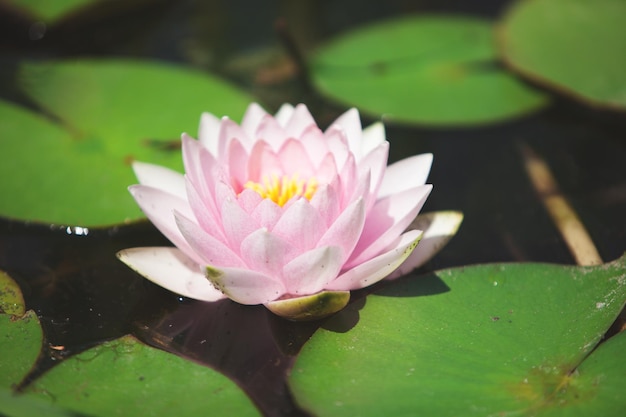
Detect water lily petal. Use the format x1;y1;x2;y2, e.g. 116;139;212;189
387;211;464;279
300;125;329;168
218;117;250;157
220;198;259;248
241;102;268;138
361;122;386;156
265;291;350;321
185;178;225;242
283;246;344;295
328;108;362;158
277;138;315;178
358;141;389;197
227;137;250;191
347;184;432;267
251;198;283;230
129;184;203;265
175;210;246;268
378;153;433;199
272;199;325;251
256;114;289;150
198;111;221;155
317;197;365;261
240;227;294;276
247;140;282;181
326;229;423;291
284;103;316;138
132;161;186;200
274;103;295;126
117;247;224;301
207;266;286;304
309;183;340;226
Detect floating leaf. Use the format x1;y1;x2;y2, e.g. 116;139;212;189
7;0;97;22
0;387;78;417
310;15;548;126
0;269;25;316
0;59;253;226
0;311;43;390
23;335;260;416
499;0;626;110
290;255;626;416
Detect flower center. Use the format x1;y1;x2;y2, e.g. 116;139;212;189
244;174;318;207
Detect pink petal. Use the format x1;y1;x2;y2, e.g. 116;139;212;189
300;125;329;168
317;197;365;262
247;140;282;181
198;112;221;155
274;103;295;126
277;138;315;178
117;247;225;301
283;103;316;138
227;138;250;192
272;199;325;252
324;126;350;170
132;161;186;200
129;185;203;265
347;184;432;268
251;198;285;231
175;210;246;268
326;229;423;291
220;198;259;248
328;108;362;158
256;114;289;150
207;266;286;305
218;117;250;157
378;153;433;199
387;211;464;279
239;228;295;277
309;184;340;226
361;122;386;156
357;141;389;198
241;102;269;138
237;188;263;214
283;246;344;295
185;178;225;242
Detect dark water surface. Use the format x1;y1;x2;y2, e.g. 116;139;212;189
1;1;625;416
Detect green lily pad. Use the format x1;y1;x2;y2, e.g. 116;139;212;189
23;335;260;417
0;59;252;226
499;0;626;110
290;255;626;416
310;15;549;126
0;311;44;389
0;387;79;417
8;0;96;22
0;269;25;316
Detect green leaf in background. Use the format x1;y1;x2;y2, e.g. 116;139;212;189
310;15;549;126
0;59;252;226
0;388;79;417
499;0;626;110
22;335;260;417
0;269;25;316
290;255;626;416
8;0;97;22
0;311;43;390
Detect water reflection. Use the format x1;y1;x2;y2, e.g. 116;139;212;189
133;297;319;417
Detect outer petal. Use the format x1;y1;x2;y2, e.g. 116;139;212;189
241;102;269;138
207;265;286;305
378;153;433;199
347;184;432;268
316;197;365;262
274;103;295;126
220;198;259;248
328;108;363;158
282;246;343;295
117;247;224;301
361;122;386;156
283;103;316;138
239;228;295;277
386;211;464;280
132;161;186;199
326;229;423;291
129;184;203;265
174;210;246;268
198;111;221;155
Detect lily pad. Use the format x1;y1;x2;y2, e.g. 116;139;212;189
0;387;79;417
0;59;252;226
499;0;626;110
0;311;44;389
23;335;260;417
0;269;25;316
8;0;97;22
310;15;549;126
290;255;626;416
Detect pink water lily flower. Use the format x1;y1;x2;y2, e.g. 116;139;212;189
118;103;462;320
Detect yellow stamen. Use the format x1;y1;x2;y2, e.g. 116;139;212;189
244;174;318;206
